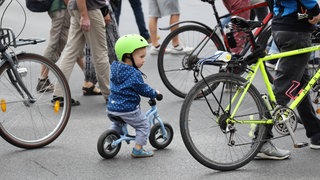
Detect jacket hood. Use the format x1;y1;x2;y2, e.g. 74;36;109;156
110;61;134;84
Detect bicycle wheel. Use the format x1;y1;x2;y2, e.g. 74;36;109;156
157;25;225;98
149;122;174;149
0;53;71;149
97;130;121;159
180;73;268;171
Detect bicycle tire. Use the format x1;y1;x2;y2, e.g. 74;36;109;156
97;130;121;159
149;122;174;149
0;53;71;149
180;73;268;171
157;25;225;98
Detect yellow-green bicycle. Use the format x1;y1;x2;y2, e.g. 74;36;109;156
179;16;320;171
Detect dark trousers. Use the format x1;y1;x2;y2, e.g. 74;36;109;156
113;0;150;40
272;30;320;138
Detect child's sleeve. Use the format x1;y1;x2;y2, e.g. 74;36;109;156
132;74;157;98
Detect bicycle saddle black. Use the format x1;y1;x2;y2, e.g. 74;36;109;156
230;16;262;30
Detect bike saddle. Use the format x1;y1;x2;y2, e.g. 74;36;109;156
108;115;125;124
230;16;262;30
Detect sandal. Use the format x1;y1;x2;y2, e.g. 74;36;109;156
51;96;80;107
82;85;102;96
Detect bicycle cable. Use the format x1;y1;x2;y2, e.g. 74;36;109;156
0;0;27;43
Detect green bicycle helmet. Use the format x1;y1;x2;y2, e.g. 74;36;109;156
115;34;149;61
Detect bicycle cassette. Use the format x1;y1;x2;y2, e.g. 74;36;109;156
273;106;298;136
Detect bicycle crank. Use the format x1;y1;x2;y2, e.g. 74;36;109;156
273;106;308;148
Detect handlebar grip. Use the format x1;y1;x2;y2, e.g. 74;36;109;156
156;94;163;101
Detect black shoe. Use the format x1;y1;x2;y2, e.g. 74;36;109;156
36;78;54;93
51;96;80;107
310;133;320;149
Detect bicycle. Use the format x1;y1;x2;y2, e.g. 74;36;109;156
97;94;174;159
0;1;72;149
157;0;273;98
179;15;320;171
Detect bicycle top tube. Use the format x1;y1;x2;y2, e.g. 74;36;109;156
243;44;320;108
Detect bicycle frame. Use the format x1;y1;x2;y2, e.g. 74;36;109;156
110;102;168;148
160;1;272;55
220;44;320;146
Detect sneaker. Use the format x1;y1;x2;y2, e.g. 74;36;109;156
36;78;54;93
150;45;171;55
310;133;320;149
170;44;194;55
131;147;153;158
255;141;291;160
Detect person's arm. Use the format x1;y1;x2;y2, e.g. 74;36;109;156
76;0;90;31
300;0;320;24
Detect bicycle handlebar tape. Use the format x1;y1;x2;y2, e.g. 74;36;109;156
156;94;163;101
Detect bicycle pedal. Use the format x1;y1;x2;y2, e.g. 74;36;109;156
294;142;309;148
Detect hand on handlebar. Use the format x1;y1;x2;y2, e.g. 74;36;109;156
309;13;320;25
155;90;163;101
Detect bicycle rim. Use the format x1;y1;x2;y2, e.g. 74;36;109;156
157;25;225;98
0;53;71;149
180;73;267;171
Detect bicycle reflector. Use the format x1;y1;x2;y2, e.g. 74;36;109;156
1;99;6;112
53;100;60;113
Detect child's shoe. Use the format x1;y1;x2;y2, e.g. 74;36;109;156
131;147;153;158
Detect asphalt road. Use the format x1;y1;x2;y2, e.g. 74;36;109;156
1;0;320;179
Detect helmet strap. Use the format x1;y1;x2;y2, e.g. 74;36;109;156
129;54;138;69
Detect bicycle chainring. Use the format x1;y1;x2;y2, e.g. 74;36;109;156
273;106;298;135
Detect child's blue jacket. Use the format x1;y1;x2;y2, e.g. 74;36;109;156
107;61;157;112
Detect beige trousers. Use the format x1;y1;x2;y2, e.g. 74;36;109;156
54;9;110;99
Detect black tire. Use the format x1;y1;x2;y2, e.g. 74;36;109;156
97;130;121;159
149;123;174;149
0;53;71;149
180;73;268;171
157;25;225;98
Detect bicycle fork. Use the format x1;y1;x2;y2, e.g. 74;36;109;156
5;53;36;105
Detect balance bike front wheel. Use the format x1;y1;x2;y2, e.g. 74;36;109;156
149;123;174;149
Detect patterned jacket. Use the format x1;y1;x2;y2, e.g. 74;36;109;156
107;61;157;112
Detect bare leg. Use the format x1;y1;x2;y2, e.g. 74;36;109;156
170;14;180;47
149;17;159;47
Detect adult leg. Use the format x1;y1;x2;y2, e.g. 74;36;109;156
106;5;120;63
53;9;86;98
149;16;159;47
41;10;70;79
129;0;150;40
170;14;180;47
83;10;110;100
223;0;250;54
113;0;122;25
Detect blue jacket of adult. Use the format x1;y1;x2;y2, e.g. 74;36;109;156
107;61;157;112
272;0;320;32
